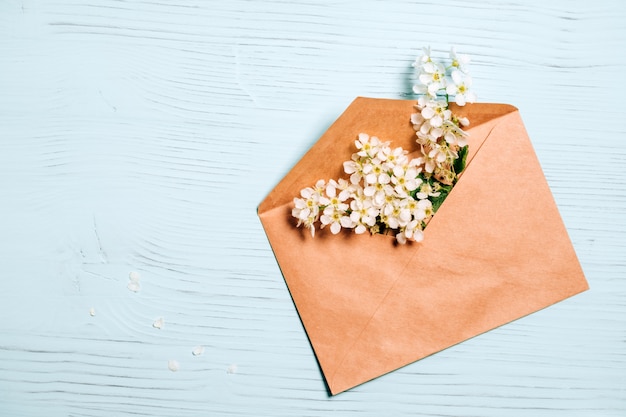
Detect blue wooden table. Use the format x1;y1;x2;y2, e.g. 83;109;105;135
1;1;625;415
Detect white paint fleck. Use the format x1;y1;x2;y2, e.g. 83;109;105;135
168;359;180;372
227;364;237;374
192;345;204;356
127;282;141;292
153;317;164;329
89;307;96;317
129;271;141;283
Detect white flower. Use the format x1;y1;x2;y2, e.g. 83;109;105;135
429;143;456;166
391;165;422;197
412;46;433;68
363;172;393;208
442;120;469;147
446;70;476;106
379;146;408;171
397;219;425;244
192;345;205;356
292;179;327;237
420;145;438;174
421;105;443;128
349;192;378;234
449;46;471;73
412;47;448;98
320;204;352;234
415;180;441;200
421;97;452;120
383;198;412;230
363;159;387;185
413;199;434;221
343;154;367;185
416;61;447;97
457;116;470;127
291;198;318;237
320;179;352;233
403;198;430;221
332;178;355;201
324;180;350;211
412;98;455;148
355;133;386;158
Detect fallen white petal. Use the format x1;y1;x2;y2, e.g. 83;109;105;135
226;364;237;374
128;271;141;283
127;282;141;292
153;317;164;329
168;360;180;372
192;346;205;356
89;307;96;317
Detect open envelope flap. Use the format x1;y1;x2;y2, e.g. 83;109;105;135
257;98;588;395
258;98;515;214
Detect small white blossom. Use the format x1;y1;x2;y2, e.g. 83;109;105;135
320;204;352;234
457;116;470;127
412;46;433;68
363;172;394;208
412;98;455;148
384;198;412;230
391;165;422;197
355;133;387;158
292;179;327;237
428;143;455;166
449;46;471;73
397;219;425;244
379;146;409;171
349;191;378;234
415;181;440;200
416;61;447;97
442;120;469;147
153;317;164;329
332;178;355;201
414;199;434;221
446;70;476;106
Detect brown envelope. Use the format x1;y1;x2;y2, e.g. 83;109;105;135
257;97;588;395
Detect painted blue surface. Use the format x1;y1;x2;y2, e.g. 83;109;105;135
1;1;624;415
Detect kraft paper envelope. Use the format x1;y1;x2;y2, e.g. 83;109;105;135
257;97;588;395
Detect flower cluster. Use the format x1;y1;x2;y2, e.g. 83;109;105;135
292;133;440;244
292;47;476;244
412;46;476;105
411;47;475;185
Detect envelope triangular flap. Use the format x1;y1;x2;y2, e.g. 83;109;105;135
257;97;517;215
258;97;588;396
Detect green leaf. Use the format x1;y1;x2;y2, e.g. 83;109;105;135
430;183;452;212
453;145;469;178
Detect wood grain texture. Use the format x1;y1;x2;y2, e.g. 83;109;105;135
1;0;624;416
